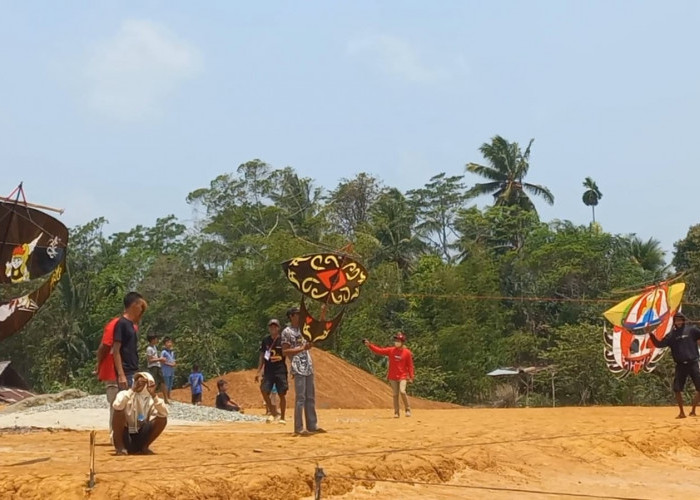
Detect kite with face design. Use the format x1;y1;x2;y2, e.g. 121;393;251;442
603;282;685;376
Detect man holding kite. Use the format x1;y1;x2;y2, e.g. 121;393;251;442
647;312;700;418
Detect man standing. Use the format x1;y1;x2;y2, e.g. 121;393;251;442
363;332;415;418
648;312;700;418
113;292;147;390
281;306;325;436
95;316;121;437
255;318;288;423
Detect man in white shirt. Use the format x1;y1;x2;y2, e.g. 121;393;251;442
281;306;325;436
112;371;168;455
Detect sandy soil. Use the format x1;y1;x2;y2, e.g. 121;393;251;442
171;348;459;410
1;406;700;500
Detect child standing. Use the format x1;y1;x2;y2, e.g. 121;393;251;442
146;334;169;404
184;364;211;405
160;337;176;400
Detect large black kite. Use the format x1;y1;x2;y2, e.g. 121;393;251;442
0;184;67;341
282;252;367;342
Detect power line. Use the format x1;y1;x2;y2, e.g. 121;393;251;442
325;474;651;500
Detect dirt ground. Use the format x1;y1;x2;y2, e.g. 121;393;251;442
170;348;458;410
2;406;700;499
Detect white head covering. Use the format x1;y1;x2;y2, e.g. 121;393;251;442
129;371;155;433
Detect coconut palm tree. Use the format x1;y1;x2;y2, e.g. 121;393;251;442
582;177;602;224
627;236;666;274
465;135;554;212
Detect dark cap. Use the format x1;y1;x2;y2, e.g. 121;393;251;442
286;306;300;317
674;311;686;319
268;318;280;327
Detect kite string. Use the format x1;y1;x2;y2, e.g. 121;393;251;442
378;292;700;322
0;185;23;257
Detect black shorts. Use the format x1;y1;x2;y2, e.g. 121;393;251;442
261;371;288;395
192;392;202;404
673;361;700;392
148;366;164;386
122;421;154;454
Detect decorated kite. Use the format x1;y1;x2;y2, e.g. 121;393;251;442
0;184;68;341
282;252;368;342
603;281;685;376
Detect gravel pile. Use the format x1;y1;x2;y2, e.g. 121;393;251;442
22;395;265;423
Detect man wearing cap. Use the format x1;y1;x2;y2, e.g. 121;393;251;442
363;333;415;418
281;306;325;435
256;318;288;423
648;312;700;418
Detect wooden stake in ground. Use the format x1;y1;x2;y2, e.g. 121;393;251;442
314;464;326;500
87;430;96;489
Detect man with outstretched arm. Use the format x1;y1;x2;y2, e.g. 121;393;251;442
648;312;700;418
363;332;415;418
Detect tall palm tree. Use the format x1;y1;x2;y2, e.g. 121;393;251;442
465;135;554;212
582;177;602;224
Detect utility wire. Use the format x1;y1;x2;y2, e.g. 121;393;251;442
325;474;651;500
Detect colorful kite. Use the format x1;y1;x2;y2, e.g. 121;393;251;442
603;282;685;376
0;184;68;341
282;252;368;342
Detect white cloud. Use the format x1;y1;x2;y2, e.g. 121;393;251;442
347;35;450;84
84;20;201;121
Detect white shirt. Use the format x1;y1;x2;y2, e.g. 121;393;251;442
146;345;161;368
113;389;168;433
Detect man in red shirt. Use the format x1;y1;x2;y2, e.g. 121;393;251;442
363;332;415;418
96;316;120;437
96;295;142;439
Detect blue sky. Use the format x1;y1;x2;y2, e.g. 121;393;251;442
1;1;698;259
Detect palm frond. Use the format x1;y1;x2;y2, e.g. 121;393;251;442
465;182;503;199
466;163;507;182
523;182;554;205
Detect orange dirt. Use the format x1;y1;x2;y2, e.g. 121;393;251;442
170;347;458;410
2;407;700;499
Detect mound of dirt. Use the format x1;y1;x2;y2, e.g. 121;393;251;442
171;348;458;410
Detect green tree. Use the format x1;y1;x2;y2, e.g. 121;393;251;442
626;235;666;274
268;167;326;240
465;135;554;212
582;177;602;224
408;173;468;263
368;188;426;273
326;173;382;237
673;225;700;304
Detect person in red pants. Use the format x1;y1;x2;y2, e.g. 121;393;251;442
363;333;415;418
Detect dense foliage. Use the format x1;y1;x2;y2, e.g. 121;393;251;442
2;137;694;407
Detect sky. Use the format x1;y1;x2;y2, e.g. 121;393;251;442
1;1;699;259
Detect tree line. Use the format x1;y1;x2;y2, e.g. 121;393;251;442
3;135;697;407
